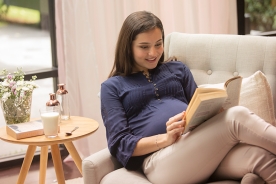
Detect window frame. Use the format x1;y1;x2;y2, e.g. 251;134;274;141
24;0;58;92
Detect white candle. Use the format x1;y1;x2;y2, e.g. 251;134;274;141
41;112;59;137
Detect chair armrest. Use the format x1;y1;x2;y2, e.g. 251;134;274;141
82;148;122;184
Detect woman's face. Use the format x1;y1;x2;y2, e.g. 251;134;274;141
132;27;163;72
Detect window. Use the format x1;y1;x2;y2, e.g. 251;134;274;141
0;0;58;118
0;0;58;161
237;0;276;36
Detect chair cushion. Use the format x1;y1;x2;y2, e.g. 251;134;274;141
100;168;242;184
99;163;262;184
239;71;276;126
100;168;152;184
199;71;276;125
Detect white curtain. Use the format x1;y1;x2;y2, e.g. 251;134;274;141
55;0;237;160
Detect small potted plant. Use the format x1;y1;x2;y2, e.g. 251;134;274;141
0;68;38;124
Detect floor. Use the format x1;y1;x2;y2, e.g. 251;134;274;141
0;148;82;184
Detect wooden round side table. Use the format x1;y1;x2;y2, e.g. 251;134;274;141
0;116;99;184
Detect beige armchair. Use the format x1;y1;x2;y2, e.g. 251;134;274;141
83;33;276;184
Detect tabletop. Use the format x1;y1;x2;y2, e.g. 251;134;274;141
0;116;99;146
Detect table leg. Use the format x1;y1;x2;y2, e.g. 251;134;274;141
64;141;82;175
51;144;65;184
39;146;48;184
17;145;36;184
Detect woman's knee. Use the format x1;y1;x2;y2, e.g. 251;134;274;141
227;106;250;115
225;106;252;122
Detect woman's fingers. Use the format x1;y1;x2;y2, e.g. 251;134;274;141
182;111;186;133
166;126;184;143
165;111;186;143
166;120;184;131
166;111;185;126
171;126;185;135
182;111;186;121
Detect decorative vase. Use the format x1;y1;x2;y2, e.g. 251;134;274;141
0;92;33;125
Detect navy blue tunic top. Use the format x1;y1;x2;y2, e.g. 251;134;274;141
100;61;197;170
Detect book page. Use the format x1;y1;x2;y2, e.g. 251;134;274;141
184;91;227;134
187;88;225;113
222;76;242;109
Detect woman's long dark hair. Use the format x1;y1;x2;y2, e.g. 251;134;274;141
108;11;165;78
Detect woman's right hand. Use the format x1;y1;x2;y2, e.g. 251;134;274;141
133;112;186;156
164;111;186;146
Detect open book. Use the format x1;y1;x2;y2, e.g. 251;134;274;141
183;76;243;134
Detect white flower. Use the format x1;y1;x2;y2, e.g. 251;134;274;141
20;90;25;98
2;92;11;102
2;80;10;87
22;87;30;91
16;86;22;91
16;81;24;86
0;68;38;102
27;85;33;90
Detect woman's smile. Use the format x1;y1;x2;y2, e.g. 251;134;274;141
146;57;157;63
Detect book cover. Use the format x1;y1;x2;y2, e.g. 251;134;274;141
6;120;45;140
6;120;44;140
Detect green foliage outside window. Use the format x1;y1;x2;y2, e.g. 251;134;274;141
245;0;276;32
0;0;8;19
0;1;40;25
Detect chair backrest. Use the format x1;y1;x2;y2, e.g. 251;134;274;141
164;32;276;116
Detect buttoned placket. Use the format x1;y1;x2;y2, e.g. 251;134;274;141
143;72;160;100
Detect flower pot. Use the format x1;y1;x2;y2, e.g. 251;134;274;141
0;92;33;125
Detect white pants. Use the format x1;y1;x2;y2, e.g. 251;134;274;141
143;106;276;184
